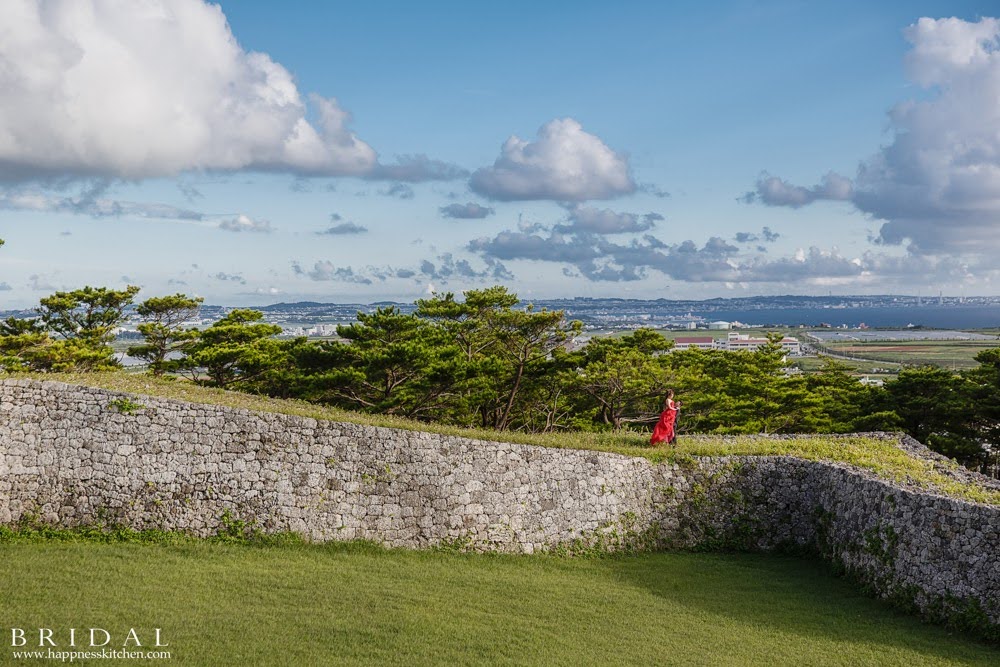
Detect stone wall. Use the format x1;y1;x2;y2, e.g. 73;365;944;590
1;379;997;637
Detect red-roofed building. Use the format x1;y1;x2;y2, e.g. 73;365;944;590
721;332;800;354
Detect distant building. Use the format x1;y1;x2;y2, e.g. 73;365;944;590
720;332;801;355
708;320;731;330
672;336;716;351
859;376;884;387
670;333;801;355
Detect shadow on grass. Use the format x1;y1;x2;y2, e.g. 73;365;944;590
609;551;999;664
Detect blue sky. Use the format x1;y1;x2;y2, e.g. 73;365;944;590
1;0;999;306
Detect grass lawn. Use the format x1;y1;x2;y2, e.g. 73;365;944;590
0;541;996;666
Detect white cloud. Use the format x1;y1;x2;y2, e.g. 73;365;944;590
290;254;509;286
469;118;635;201
0;0;376;181
555;205;661;235
417;253;512;281
857;17;1000;253
743;17;1000;256
218;214;272;233
742;172;852;208
468;220;984;287
292;260;373;284
903;16;1000;86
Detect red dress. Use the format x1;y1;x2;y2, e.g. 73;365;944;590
651;400;679;445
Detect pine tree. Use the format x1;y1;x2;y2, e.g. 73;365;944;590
128;294;204;376
178;309;284;388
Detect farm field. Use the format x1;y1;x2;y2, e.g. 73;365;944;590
792;354;900;375
821;339;1000;370
1;540;997;666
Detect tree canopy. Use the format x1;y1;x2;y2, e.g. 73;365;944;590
2;277;998;475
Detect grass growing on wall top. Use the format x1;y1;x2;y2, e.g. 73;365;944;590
5;372;999;506
0;540;997;665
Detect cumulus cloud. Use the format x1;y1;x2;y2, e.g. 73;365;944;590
368;154;469;182
740;172;853;208
593;236;742;282
743;17;1000;256
317;221;368;235
0;0;376;181
0;282;12;291
468;223;874;284
218;214;272;233
418;253;512;281
732;248;863;283
292;260;373;284
291;254;510;285
555;205;661;235
469;118;635;201
468;230;600;266
440;202;495;219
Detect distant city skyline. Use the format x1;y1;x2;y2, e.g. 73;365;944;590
2;0;1000;307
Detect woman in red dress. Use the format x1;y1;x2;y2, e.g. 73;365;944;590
651;389;681;446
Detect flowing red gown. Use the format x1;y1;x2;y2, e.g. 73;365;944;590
650;401;679;445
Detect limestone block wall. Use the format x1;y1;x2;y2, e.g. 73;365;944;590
0;379;997;636
650;457;1000;633
0;380;665;551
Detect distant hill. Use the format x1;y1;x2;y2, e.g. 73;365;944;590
258;300;407;312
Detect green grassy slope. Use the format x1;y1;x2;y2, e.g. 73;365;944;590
1;541;996;666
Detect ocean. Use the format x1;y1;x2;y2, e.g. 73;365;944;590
697;305;1000;329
